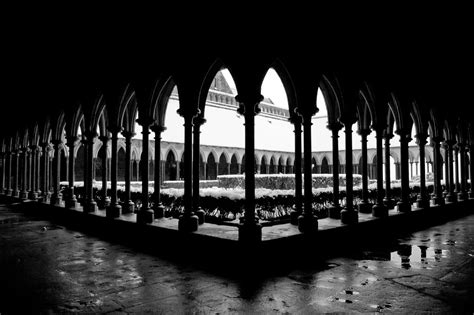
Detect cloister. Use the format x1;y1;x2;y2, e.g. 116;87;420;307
1;53;473;244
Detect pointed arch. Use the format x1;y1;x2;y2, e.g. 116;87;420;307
267;58;298;119
319;74;342;124
51;110;66;141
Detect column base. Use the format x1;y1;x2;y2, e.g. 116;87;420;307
341;209;358;224
290;210;300;225
6;189;13;196
415;198;430;209
238;222;262;243
298;214;318;233
28;191;38;200
328;205;341;219
396;201;411;213
153;203;166;219
65;196;78;209
106;203;122;219
121;200;135;214
445;193;457;203
20;190;28;200
137;209;155;224
358;201;373;214
178;214;199;232
98;197;111;210
383;198;395;209
12;190;19;198
41;192;51;203
50;193;63;206
372;203;388;217
84;201;98;213
431;196;445;206
457;191;468;201
195;208;205;224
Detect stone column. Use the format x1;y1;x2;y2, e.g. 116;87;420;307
191;117;206;223
50;141;63;205
341;122;358;224
431;137;445;205
28;146;38;200
136;117;154;224
458;144;468;200
237;94;263;241
122;131;135;213
470;145;474;198
20;148;29;200
97;136;110;209
12;150;20;198
358;129;372;213
372;127;388;217
396;131;411;212
454;145;460;193
227;163;231;174
83;134;98;213
237;163;242;174
415;134;429;208
105;128;121;218
0;152;5;194
383;133;394;208
35;147;41;197
151;124;167;219
290;115;302;224
328;122;342;219
41;144;50;202
445;141;456;202
65;137;78;208
5;151;12;195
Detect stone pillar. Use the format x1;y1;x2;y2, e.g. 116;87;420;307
454;145;460;193
290;115;303;224
191;117;205;223
445;141;456;202
12;151;20;198
19;148;29;200
28;146;38;200
358;129;372;213
396;131;411;212
35;148;41;197
227;163;231;174
431;137;445;205
106;128;122;218
383;133;394;208
122;131;135;213
341;122;358;224
5;151;12;195
0;152;4;194
136;117;154;224
237;163;242;174
151;124;167;219
65;137;78;208
298;111;318;233
328;122;342;219
470;145;474;198
237;94;263;242
372;127;388;217
83;134;97;213
97;136;110;209
50;141;63;205
458;144;468;200
41;144;51;202
415;134;429;209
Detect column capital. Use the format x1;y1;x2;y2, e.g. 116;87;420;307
66;135;79;147
98;135;110;143
192;116;206;128
415;133;428;145
107;125;123;135
177;107;200;120
136;116;155;127
383;131;394;140
122;131;136;139
150;124;167;133
288;112;302;125
51;139;62;147
431;136;444;144
28;144;38;151
327;121;343;132
357;128;371;137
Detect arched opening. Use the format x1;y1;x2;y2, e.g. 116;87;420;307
75;145;85;181
371;155;378;180
260;156;267;174
117;147;126;181
206;153;217;180
60;147;67;182
311;157;317;173
218;153;228;175
179;154;185;180
95;144;105;181
278;156;285;173
199;153;205;180
269;157;276;174
321;156;329;173
230;154;239;174
165;151;177;181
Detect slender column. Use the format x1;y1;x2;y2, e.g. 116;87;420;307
415;161;419;176
28;146;38;200
97;136;110;209
83;133;97;213
227;163;231;174
35;148;41;197
6;152;12;195
383;133;394;208
372;127;388;217
445;141;456;202
12;151;20;197
469;145;474;198
237;94;263;241
290;115;302;224
122;131;135;213
151;124;167;219
458;144;468;200
41;144;50;202
358;129;372;213
20;148;29;199
431;137;445;205
341;122;358;224
50;141;63;205
328;122;342;219
409;161;414;180
0;152;5;194
298;111;318;233
106;128;122;218
65;137;78;208
136;117;154;224
237;163;242;174
396;131;411;212
191;117;205;223
415;134;429;208
454;145;460;193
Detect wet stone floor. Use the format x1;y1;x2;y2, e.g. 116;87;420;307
1;202;474;313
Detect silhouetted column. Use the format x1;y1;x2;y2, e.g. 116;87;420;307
372;127;388;217
237;94;263;242
415;134;429;208
298;111;318;233
0;152;5;194
151;124;166;219
328;122;342;219
65;137;78;208
96;136;110;209
106;127;122;218
470;145;474;198
191;117;205;223
41;144;50;202
454;145;460;193
35;148;41;197
50;141;62;205
431;137;445;205
383;133;394;208
445;141;456;202
358;129;371;213
83;133;97;213
442;144;449;197
28;146;38;200
5;151;12;195
396;130;411;212
12;151;20;198
20;148;29;200
290;115;302;224
136;117;154;224
121;131;135;213
341;122;358;224
458;144;468;200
